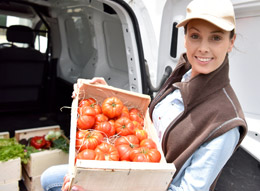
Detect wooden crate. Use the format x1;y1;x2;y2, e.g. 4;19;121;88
0;181;19;191
0;158;21;191
22;169;43;191
0;131;10;139
0;132;21;191
68;79;176;191
15;125;69;177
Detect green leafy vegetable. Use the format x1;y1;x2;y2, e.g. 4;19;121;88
24;146;41;159
52;136;70;153
0;138;29;164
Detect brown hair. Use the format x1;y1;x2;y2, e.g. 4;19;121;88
184;24;235;39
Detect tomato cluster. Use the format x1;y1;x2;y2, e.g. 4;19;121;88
75;97;161;163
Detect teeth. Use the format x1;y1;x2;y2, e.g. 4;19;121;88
197;57;211;62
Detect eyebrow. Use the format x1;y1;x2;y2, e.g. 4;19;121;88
188;27;225;34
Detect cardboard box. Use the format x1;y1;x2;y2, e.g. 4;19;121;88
0;132;21;191
68;79;176;191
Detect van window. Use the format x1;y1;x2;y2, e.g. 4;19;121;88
0;14;48;53
65;15;95;66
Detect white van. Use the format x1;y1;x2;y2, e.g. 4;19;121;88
0;0;259;190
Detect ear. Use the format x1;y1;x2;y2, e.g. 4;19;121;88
228;34;236;53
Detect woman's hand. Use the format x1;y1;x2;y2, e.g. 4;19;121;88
61;174;71;191
61;174;87;191
72;77;108;98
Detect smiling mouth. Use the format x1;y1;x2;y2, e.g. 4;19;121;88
195;56;213;62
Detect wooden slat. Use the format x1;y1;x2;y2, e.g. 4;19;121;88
0;131;9;139
73;160;174;191
15;125;60;141
23;149;69;177
23;170;43;191
0;181;19;191
0;158;21;184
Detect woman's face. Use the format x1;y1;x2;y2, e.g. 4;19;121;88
184;19;236;78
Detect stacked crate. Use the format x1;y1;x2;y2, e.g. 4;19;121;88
0;132;21;191
15;126;69;191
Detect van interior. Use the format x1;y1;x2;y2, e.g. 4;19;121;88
0;0;150;138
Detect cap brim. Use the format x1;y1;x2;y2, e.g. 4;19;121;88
176;15;235;31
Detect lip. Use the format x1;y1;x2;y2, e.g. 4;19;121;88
195;56;213;64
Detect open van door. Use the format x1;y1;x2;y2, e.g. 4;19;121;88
156;0;260;162
156;0;189;88
229;0;260;162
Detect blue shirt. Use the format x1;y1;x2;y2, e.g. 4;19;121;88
152;70;239;191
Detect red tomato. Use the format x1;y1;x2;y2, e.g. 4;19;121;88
94;121;115;137
132;121;143;130
95;114;108;126
115;117;135;136
76;149;96;160
114;135;139;148
76;129;89;139
118;106;130;118
130;147;161;163
78;98;102;115
95;142;119;161
116;144;133;161
78;98;96;108
75;130;104;152
78;105;96;116
102;97;124;118
129;108;144;126
115;135;140;161
134;129;148;142
91;104;102;115
77;106;96;130
108;120;116;137
77;115;95;130
108;119;115;128
140;138;157;149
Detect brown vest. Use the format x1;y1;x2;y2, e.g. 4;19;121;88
149;53;247;190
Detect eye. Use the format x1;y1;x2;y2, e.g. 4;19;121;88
212;35;222;41
190;33;199;39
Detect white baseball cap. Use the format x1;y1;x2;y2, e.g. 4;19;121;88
176;0;236;31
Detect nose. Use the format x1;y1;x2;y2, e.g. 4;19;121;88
198;39;210;53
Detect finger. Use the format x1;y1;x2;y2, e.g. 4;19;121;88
72;84;78;98
71;185;87;191
61;175;71;191
77;79;84;88
63;182;70;191
73;83;77;91
64;174;71;183
91;77;107;85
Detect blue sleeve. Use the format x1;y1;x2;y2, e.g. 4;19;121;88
168;127;240;191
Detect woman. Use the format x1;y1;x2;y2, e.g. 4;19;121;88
41;0;247;190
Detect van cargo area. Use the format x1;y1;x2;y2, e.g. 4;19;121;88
0;0;149;138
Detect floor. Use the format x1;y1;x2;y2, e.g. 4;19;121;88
215;147;260;191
